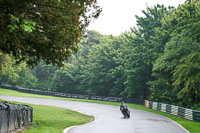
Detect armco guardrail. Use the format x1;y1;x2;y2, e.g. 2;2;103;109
0;84;144;105
144;100;200;122
0;102;33;133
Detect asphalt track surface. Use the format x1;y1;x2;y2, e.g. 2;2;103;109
0;95;188;133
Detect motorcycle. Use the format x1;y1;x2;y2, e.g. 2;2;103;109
121;109;130;118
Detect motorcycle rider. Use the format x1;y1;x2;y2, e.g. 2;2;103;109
120;101;129;118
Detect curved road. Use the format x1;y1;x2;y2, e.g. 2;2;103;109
0;96;188;133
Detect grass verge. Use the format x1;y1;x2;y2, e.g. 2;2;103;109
23;104;94;133
0;88;199;133
4;101;94;133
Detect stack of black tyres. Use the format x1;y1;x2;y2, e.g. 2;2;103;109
0;102;33;133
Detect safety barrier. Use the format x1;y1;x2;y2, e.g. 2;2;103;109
144;100;200;122
0;84;144;105
0;102;33;133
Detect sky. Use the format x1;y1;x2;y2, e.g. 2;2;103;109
87;0;186;36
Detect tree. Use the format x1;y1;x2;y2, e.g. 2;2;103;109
31;61;57;90
120;5;171;99
150;32;198;103
0;54;21;85
77;30;102;58
171;0;200;106
17;65;38;89
81;38;116;96
173;51;200;106
52;63;78;93
150;0;200;105
0;0;101;66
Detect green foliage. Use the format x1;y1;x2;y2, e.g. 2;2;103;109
150;32;198;103
0;53;21;85
52;63;78;93
31;62;57;90
17;66;38;89
1;0;200;109
173;51;200;106
149;0;200;105
119;4;171;99
0;0;101;67
7;15;36;33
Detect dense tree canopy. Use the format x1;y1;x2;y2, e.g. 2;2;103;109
0;0;101;66
1;0;200;110
150;0;200;106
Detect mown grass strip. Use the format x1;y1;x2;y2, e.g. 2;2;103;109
0;88;199;133
24;104;94;133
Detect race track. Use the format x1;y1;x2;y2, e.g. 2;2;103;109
0;95;188;133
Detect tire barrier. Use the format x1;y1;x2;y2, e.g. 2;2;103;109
0;84;144;105
144;100;200;122
0;102;33;133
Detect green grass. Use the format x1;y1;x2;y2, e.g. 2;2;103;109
0;88;200;133
4;101;94;133
22;104;94;133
